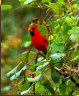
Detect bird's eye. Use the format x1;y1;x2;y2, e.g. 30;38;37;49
31;27;35;30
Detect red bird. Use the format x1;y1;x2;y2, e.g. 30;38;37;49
28;24;48;55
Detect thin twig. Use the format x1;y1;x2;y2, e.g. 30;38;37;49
75;37;78;51
9;5;47;11
67;0;72;9
33;52;39;95
33;51;46;95
43;8;51;21
47;13;56;22
26;44;33;64
44;62;79;87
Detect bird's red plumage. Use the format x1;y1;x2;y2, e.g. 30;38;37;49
28;25;48;54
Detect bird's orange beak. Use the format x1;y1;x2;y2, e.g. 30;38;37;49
28;27;33;32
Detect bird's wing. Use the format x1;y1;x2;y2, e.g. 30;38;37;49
40;34;48;46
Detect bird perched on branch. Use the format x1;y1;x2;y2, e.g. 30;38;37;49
28;18;48;55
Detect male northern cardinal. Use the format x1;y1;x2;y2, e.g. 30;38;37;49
28;24;48;55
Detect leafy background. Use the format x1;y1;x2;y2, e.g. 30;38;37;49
1;0;79;95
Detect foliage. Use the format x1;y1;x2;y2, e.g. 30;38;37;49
1;5;13;11
1;0;79;95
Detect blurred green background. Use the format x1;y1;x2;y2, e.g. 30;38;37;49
1;0;46;95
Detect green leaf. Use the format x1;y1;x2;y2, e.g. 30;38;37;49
21;34;31;47
70;44;79;50
1;5;12;11
6;61;22;77
66;79;75;93
18;82;30;91
50;42;66;54
37;57;44;62
49;3;58;12
63;24;71;34
27;73;42;82
51;53;66;62
21;51;28;55
54;24;60;31
49;3;57;8
19;0;35;7
70;55;79;62
67;55;79;65
21;87;31;95
24;0;35;4
28;51;36;60
51;67;60;83
57;0;65;5
65;16;72;23
35;82;45;94
68;26;79;34
73;90;79;95
59;82;66;94
77;1;79;9
22;41;32;47
38;25;46;37
10;65;27;81
2;86;11;92
42;0;51;3
36;62;49;71
13;92;18;95
72;4;77;9
43;79;55;95
19;0;25;1
57;16;66;24
70;34;78;42
65;16;72;26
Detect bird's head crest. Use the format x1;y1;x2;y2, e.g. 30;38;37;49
28;25;38;32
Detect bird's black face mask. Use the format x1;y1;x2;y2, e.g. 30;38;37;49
30;28;35;36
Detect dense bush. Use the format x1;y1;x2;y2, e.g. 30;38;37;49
1;0;79;95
